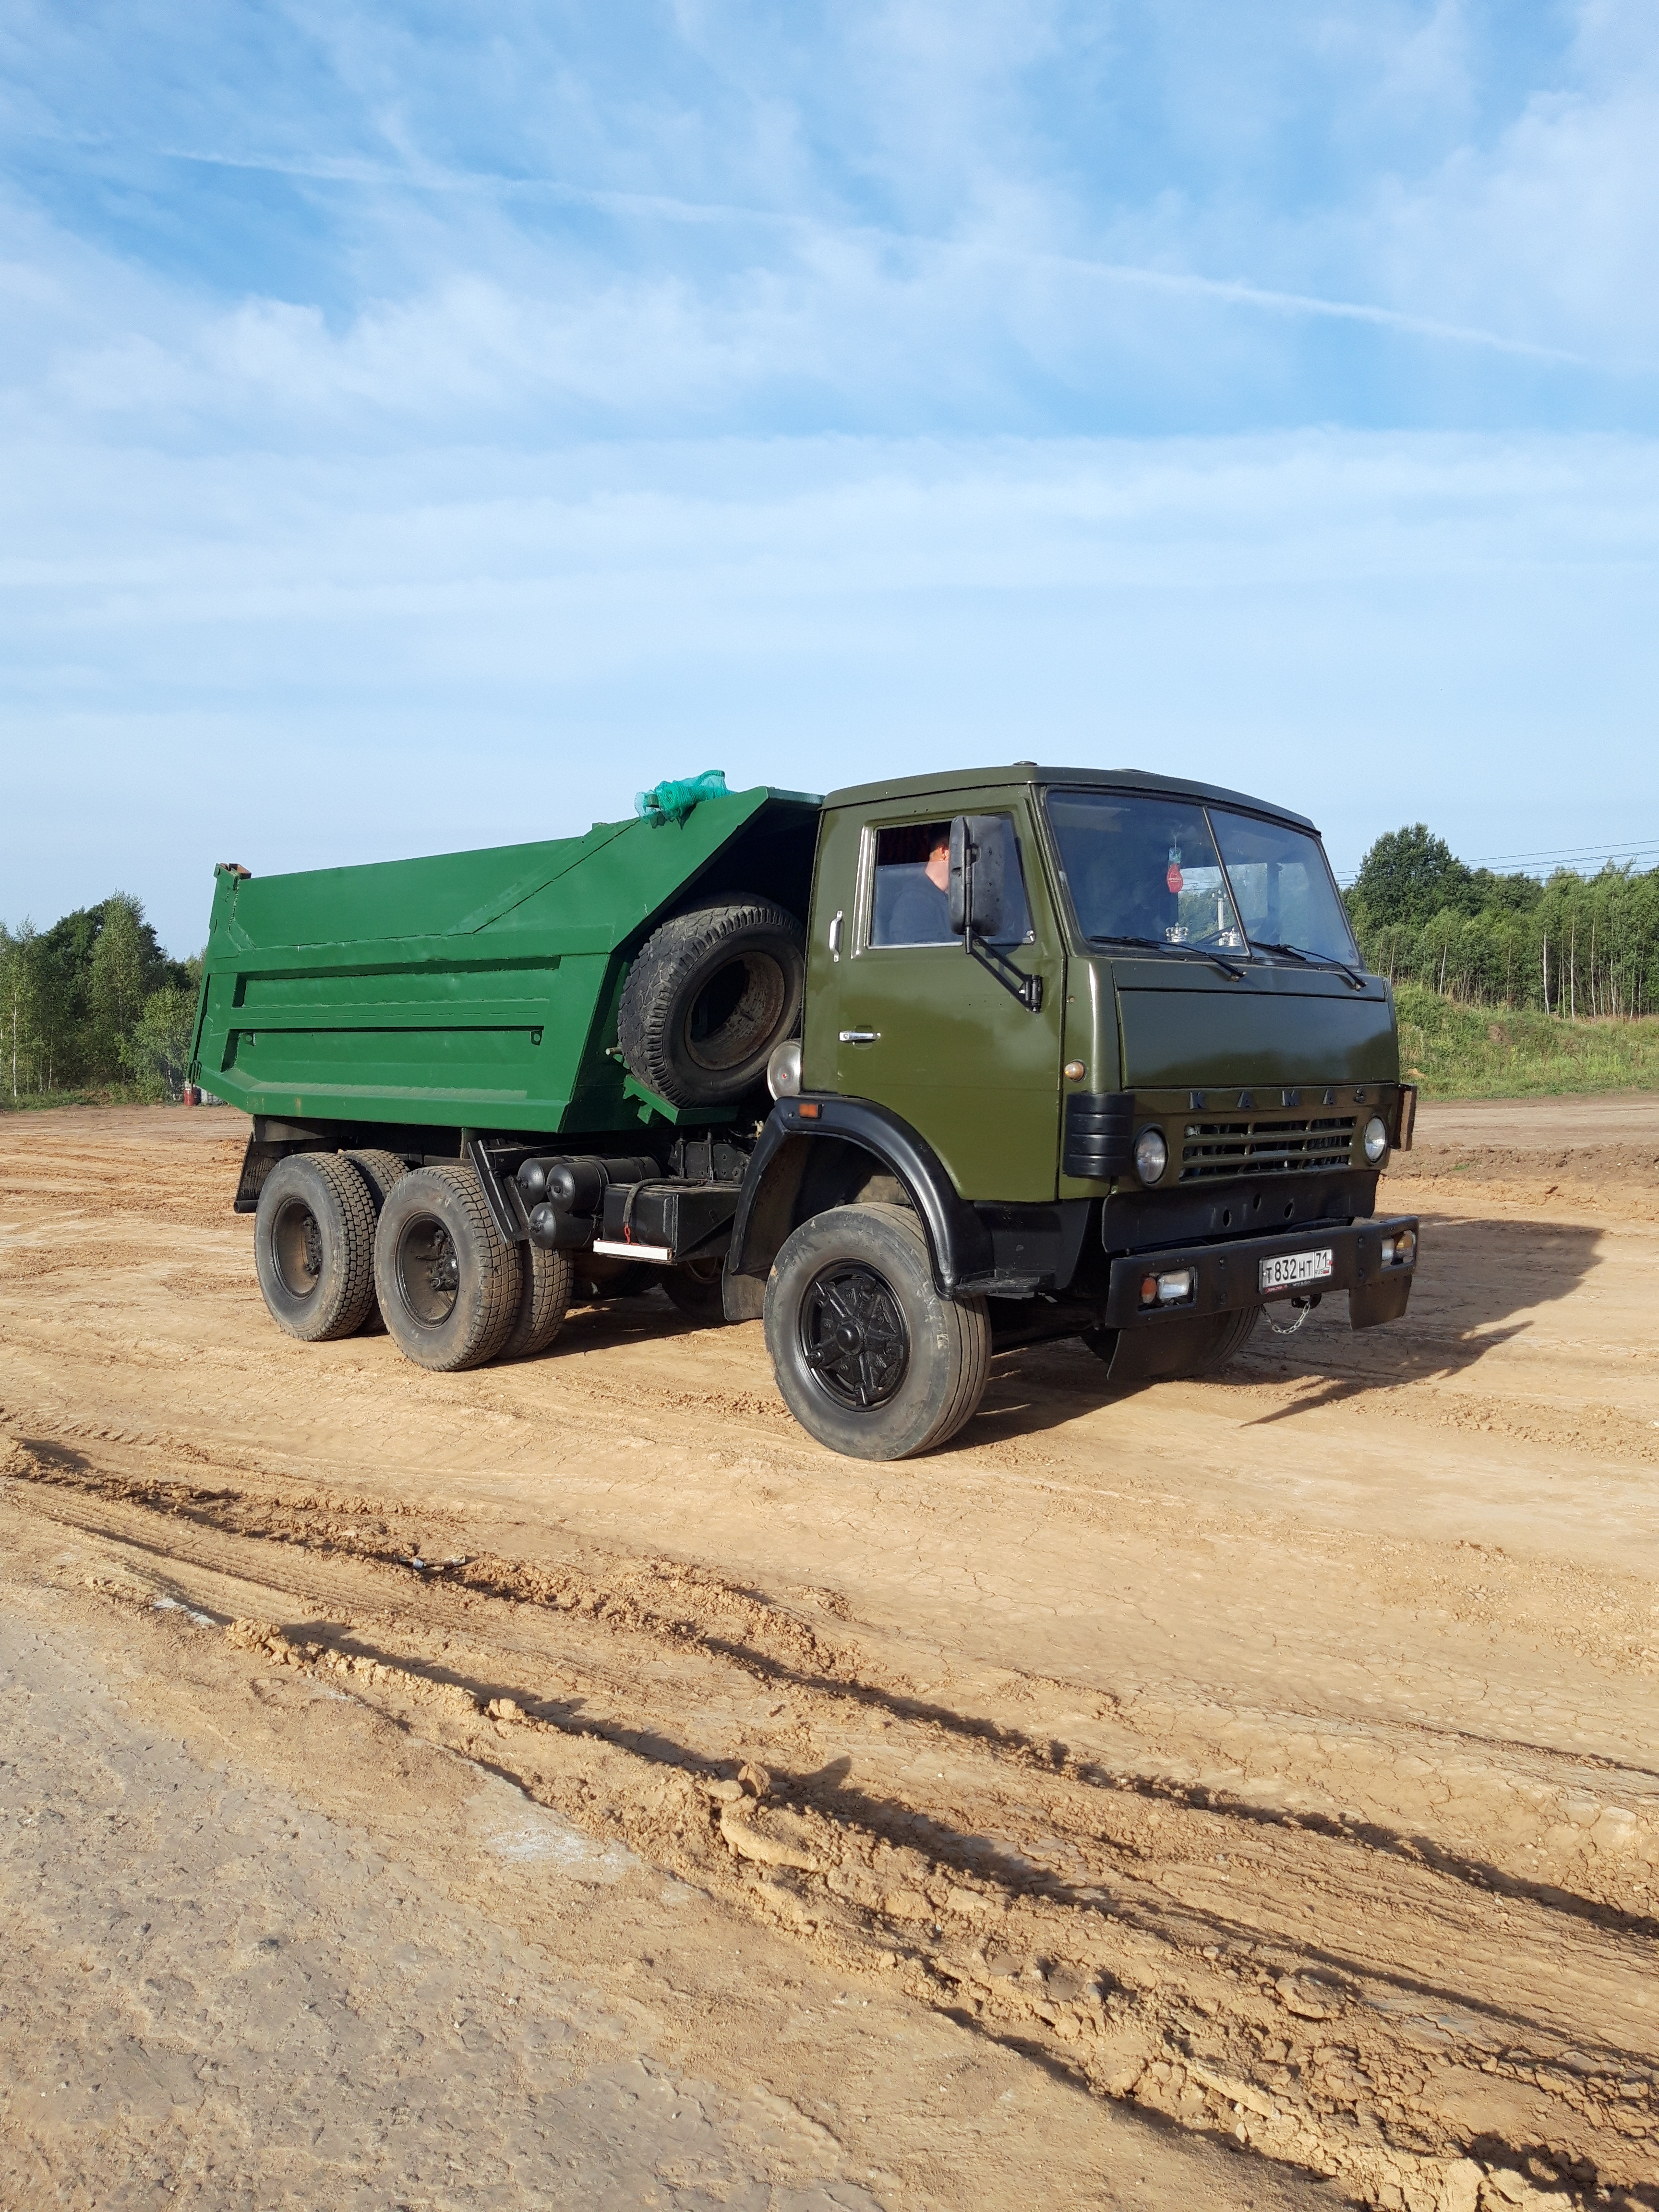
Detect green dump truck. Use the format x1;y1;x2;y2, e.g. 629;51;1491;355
194;765;1419;1461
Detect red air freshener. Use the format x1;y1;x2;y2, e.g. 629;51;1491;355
1166;863;1183;894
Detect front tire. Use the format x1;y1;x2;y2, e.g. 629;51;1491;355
254;1153;378;1343
764;1203;989;1460
373;1165;522;1372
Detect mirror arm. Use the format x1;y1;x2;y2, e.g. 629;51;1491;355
965;928;1044;1013
956;823;1042;1012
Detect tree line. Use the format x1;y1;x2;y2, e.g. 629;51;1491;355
1;894;201;1102
1345;824;1659;1018
3;827;1645;1106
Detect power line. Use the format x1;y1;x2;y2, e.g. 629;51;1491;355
1466;839;1659;866
1334;837;1659;885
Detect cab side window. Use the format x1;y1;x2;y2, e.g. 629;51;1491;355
871;821;953;946
869;816;1033;948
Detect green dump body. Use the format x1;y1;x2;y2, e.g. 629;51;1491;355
191;787;821;1134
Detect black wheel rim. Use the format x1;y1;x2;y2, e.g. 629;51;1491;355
683;952;786;1072
800;1262;909;1410
396;1215;459;1326
271;1198;323;1300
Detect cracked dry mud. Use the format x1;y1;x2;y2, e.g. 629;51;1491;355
1;1102;1657;2211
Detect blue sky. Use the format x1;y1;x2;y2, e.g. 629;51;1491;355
4;0;1658;953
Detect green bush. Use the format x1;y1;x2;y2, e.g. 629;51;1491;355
1395;981;1659;1098
120;984;200;1102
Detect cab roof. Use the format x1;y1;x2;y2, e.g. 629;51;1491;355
820;764;1318;835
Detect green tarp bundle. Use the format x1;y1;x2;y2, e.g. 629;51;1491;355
634;770;728;825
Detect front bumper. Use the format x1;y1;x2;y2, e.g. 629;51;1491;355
1104;1214;1419;1330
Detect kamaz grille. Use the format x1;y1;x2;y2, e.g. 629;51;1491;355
1179;1115;1356;1182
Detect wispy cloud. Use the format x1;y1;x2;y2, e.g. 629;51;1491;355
143;141;1599;371
986;248;1598;367
6;0;1657;433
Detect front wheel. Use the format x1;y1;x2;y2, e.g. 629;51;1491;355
764;1203;989;1460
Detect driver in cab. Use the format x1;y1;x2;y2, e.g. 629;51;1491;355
878;824;955;946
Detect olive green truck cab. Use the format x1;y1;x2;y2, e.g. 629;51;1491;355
195;765;1419;1461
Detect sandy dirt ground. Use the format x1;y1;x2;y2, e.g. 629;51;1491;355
1;1100;1656;2212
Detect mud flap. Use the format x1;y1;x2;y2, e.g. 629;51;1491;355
723;1271;766;1322
1103;1312;1239;1384
1349;1277;1412;1329
233;1132;329;1214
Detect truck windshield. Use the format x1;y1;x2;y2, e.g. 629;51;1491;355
1044;789;1356;965
1044;792;1243;950
1208;808;1358;964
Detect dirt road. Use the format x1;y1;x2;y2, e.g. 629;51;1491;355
2;1102;1656;2211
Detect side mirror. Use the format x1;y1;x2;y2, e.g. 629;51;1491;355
948;816;1007;939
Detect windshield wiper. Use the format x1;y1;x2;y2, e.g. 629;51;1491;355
1253;940;1368;991
1089;934;1247;982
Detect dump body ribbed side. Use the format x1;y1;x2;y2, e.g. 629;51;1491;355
191;788;821;1134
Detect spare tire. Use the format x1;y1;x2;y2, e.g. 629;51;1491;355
619;894;805;1107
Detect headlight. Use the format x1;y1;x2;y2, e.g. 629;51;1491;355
767;1038;802;1100
1363;1114;1389;1165
1133;1127;1168;1185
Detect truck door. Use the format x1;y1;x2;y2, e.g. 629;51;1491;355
831;805;1065;1202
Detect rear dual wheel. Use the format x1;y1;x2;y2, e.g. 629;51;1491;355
371;1164;574;1369
342;1148;410;1334
372;1165;525;1371
255;1155;570;1370
254;1154;379;1342
500;1239;574;1361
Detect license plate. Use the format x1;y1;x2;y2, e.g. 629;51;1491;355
1259;1247;1334;1293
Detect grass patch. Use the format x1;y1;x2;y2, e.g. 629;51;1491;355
1;1084;162;1112
1395;982;1659;1099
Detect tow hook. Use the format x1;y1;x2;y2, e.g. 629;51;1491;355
1265;1292;1322;1337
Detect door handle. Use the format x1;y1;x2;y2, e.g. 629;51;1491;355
828;910;843;961
839;1029;880;1045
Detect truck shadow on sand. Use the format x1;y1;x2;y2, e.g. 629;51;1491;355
967;1214;1605;1443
